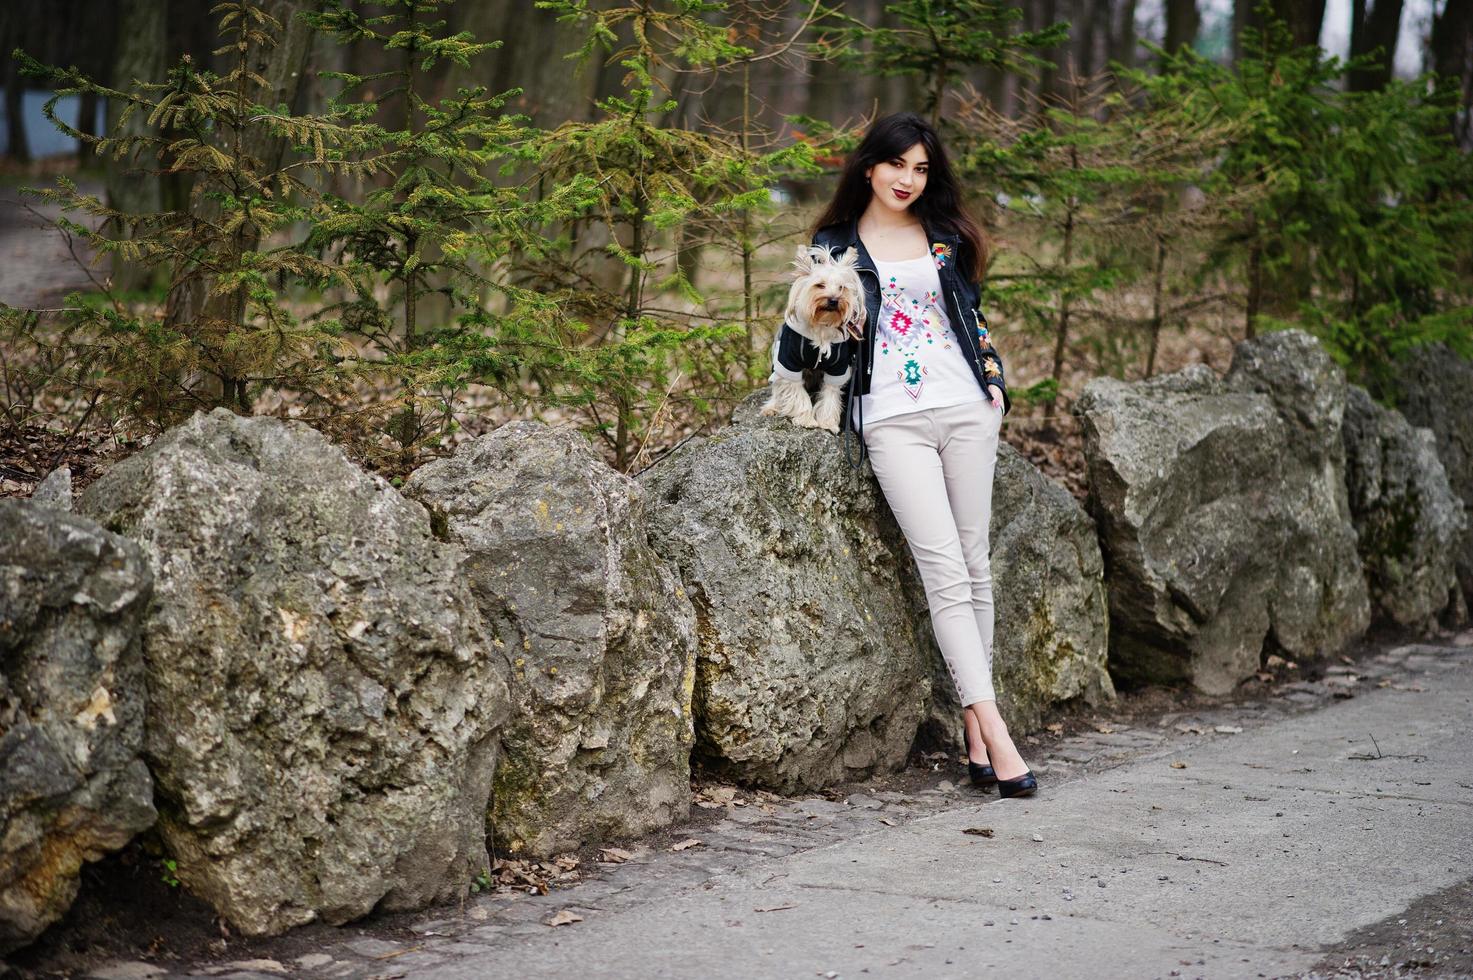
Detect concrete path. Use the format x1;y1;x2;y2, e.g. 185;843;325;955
65;637;1472;980
412;643;1472;980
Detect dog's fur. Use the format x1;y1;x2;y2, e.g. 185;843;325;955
761;245;867;433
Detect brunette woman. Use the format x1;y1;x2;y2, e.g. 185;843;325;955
775;111;1035;797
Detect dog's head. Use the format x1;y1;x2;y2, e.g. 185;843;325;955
786;245;866;354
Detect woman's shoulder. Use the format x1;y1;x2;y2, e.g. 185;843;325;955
811;220;854;249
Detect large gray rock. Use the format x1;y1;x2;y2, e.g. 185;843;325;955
0;499;156;954
1381;342;1473;607
405;422;697;858
1342;384;1465;629
919;441;1115;745
31;467;72;511
1223;331;1371;660
1077;331;1370;694
78;409;510;937
639;393;934;791
639;392;1113;788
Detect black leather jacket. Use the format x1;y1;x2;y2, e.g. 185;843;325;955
800;217;1011;463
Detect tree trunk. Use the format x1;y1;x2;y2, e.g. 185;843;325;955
1036;0;1063;107
1276;0;1328;46
3;68;28;164
105;0;168;290
1349;0;1405;92
1164;0;1200;57
1430;0;1473;147
1236;0;1325;58
1;2;31;164
1246;235;1262;339
161;0;321;406
1074;0;1102;78
1146;235;1166;377
1108;0;1140;74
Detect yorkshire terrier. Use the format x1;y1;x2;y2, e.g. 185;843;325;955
761;244;867;433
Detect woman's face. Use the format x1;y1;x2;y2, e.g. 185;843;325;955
865;142;929;214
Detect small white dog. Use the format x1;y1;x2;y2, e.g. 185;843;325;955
761;244;867;433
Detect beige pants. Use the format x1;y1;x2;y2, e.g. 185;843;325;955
862;399;1002;706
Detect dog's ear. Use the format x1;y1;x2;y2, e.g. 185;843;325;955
835;246;859;269
792;244;819;276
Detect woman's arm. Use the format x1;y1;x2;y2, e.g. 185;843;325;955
976;315;1011;416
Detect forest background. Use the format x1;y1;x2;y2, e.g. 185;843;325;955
0;0;1470;490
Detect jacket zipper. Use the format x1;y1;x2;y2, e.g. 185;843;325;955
948;283;987;387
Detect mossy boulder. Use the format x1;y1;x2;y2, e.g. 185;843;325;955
639;392;933;792
1078;331;1371;694
406;422;697;857
79;409;509;937
1342;384;1465;629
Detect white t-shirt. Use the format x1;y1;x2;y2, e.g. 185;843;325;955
851;252;986;428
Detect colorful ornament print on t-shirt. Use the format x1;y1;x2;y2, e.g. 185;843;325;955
878;271;955;402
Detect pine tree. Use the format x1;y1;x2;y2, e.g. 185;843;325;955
1155;8;1473;393
6;0;351;429
955;71;1139;417
954;65;1252;408
301;0;569;462
525;0;766;469
682;0;831;384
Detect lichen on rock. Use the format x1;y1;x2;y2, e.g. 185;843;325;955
406;421;697;857
0;499;156;954
78;408;509;937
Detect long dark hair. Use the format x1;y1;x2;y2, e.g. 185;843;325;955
810;112;989;283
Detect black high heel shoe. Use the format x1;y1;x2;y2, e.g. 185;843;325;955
962;725;997;788
996;770;1038;799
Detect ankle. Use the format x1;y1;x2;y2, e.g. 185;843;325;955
979;720;1012;744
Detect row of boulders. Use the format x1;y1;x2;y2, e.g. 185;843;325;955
1077;333;1466;693
2;329;1465;951
78;415;510;937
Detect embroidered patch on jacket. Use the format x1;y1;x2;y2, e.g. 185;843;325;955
931;242;951;269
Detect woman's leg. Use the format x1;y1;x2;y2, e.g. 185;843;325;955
934;402;1030;781
862;411;997;713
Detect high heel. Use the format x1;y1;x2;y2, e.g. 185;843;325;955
962;725;997;788
996;770;1038;799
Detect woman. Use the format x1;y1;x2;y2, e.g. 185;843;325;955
784;111;1036;798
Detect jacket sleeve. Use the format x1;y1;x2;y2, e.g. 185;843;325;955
975;311;1012;417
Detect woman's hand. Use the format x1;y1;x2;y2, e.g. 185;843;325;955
986;383;1004;409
